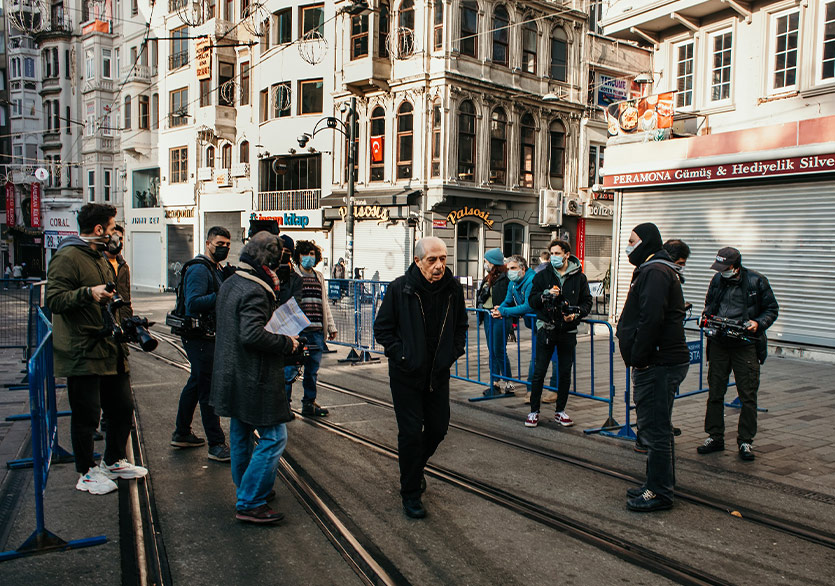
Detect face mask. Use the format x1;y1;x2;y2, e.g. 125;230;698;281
211;245;230;262
484;262;492;273
550;255;564;269
507;269;521;282
721;268;736;279
625;240;641;256
301;256;316;269
275;264;291;282
103;233;122;255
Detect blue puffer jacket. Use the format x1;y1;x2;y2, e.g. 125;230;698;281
496;268;536;327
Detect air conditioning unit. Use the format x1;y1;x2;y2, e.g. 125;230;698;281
563;197;584;217
538;189;563;226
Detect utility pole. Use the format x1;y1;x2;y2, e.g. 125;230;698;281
346;96;356;280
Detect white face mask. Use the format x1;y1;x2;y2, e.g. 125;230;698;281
721;268;736;279
625;240;641;256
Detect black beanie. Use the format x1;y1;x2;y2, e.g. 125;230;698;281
628;222;663;266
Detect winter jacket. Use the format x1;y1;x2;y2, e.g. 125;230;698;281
373;264;468;385
497;269;536;327
616;251;689;368
277;271;303;307
529;257;593;334
45;236;129;377
702;267;778;346
108;254;133;323
209;263;295;427
292;265;337;336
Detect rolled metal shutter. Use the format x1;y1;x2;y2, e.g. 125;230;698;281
612;180;835;348
330;221;412;282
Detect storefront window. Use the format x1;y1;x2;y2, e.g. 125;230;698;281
132;168;160;208
456;220;480;280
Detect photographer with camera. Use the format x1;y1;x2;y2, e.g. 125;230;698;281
170;227;232;462
697;247;778;461
46;203;147;495
209;232;299;524
525;240;592;428
287;241;337;417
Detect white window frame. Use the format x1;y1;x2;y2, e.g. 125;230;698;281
23;58;34;79
85;50;95;79
817;0;835;84
86;102;95;136
102;112;113;136
87;170;96;201
102;49;112;79
104;169;112;202
768;7;801;93
707;28;734;105
672;39;695;110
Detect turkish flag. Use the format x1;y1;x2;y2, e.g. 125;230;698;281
370;136;384;163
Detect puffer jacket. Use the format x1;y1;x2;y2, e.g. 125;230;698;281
703;267;778;345
45;236;129;377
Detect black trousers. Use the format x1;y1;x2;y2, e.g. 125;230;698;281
706;342;760;445
67;373;134;473
389;368;450;500
529;330;577;414
175;337;225;446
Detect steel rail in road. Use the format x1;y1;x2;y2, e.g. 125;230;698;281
317;379;835;552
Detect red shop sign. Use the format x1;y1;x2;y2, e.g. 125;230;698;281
30;182;42;228
5;183;14;227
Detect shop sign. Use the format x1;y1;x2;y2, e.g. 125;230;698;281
30;183;42;228
596;75;629;108
252;211;322;230
5;183;14;227
196;38;212;81
446;206;494;229
584;201;614;218
576;218;586;268
164;207;195;220
44;230;76;249
607;92;675;137
604;153;835;189
44;209;79;231
594;191;614;201
432;219;447;228
338;205;391;223
131;216;161;225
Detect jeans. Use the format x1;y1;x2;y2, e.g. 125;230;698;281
632;363;689;502
529;330;576;413
705;342;760;445
483;314;511;383
285;330;325;406
390;368;450;499
229;418;287;510
526;330;559;388
175;337;225;446
67;373;134;473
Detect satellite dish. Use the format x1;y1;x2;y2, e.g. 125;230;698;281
34;167;49;181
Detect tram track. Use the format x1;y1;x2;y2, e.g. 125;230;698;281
317;379;835;552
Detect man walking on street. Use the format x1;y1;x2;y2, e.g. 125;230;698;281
171;227;232;462
374;237;468;519
616;223;689;512
697;247;778;461
46;203;147;494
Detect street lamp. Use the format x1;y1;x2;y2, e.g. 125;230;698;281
297;97;357;280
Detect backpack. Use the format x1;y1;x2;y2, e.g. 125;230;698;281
165;257;220;337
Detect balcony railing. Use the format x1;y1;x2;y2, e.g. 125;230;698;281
169;51;189;70
169;111;189;128
231;163;249;178
258;189;321;211
121;64;151;83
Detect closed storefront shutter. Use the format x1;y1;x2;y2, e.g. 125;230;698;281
612;180;835;348
131;232;162;290
330;220;411;282
166;225;194;288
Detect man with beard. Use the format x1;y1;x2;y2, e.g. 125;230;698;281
616;223;689;512
373;237;468;519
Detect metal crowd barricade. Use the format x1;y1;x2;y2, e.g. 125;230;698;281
455;309;620;432
326;279;385;363
0;278;41;353
0;308;107;562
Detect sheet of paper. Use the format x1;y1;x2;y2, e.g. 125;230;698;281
264;298;310;336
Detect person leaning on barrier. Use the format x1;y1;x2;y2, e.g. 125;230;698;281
697;247;778;461
209;232;299;524
616;223;689;512
491;255;535;402
476;248;512;395
525;240;592;429
373;237;468;519
45;203;148;496
170;226;233;462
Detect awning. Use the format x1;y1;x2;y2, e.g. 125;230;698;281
319;188;421;208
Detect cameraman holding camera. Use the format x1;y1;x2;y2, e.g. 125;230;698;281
697;247;778;461
46;203;147;495
171;227;232;462
525;240;592;428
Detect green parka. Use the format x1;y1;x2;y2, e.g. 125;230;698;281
45;236;129;377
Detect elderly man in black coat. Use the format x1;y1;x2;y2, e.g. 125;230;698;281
373;237;468;519
210;232;299;524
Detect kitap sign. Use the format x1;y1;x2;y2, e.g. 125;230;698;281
252;211;323;230
604;153;835;189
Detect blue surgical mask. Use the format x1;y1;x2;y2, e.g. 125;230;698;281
550;255;564;269
507;269;521;282
301;256;316;269
720;268;736;279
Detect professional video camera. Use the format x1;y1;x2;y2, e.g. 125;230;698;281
102;282;159;352
284;335;321;366
541;289;581;321
699;315;752;343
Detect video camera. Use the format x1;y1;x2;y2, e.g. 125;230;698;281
699;315;752;343
541;289;581;321
102;282;159;352
284;335;321;366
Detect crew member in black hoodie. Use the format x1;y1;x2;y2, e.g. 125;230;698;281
373;237;468;519
616;223;689;512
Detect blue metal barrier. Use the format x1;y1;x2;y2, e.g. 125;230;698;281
0;308;107;562
328;279;385;364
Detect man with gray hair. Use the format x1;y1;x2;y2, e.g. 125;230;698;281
374;237;468;519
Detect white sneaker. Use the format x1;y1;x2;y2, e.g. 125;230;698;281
100;459;148;480
76;467;118;495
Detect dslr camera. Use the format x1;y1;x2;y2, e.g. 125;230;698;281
102;282;158;352
284;335;321;366
541;289;581;322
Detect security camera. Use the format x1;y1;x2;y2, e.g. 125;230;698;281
297;133;312;148
339;102;351;114
591;183;602;193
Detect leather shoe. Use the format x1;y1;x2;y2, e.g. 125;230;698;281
627;489;673;512
626;485;646;499
697;437;725;454
403;497;426;519
301;402;329;417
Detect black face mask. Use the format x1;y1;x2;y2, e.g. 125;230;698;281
275;264;291;282
211;245;230;262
